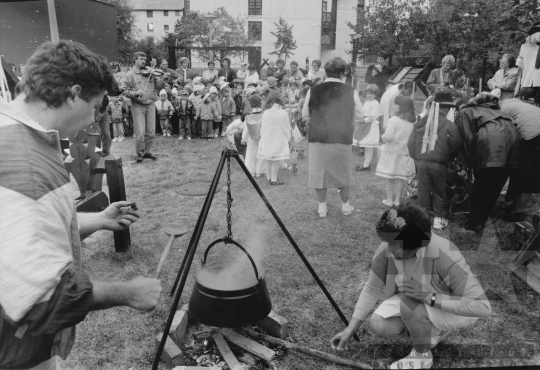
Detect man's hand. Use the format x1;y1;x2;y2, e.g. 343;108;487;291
100;201;141;231
401;276;431;303
124;277;162;311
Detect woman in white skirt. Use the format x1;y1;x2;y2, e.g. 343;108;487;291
376;95;416;207
258;91;292;185
356;84;383;171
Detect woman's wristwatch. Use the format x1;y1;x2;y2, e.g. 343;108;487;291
430;292;437;307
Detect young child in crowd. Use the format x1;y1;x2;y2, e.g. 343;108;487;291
220;86;237;137
195;92;221;140
155;89;173;137
209;86;222;138
258;91;291;185
177;90;194;140
241;94;266;177
233;80;245;116
108;96;125;142
170;88;180;135
375;95;416;207
407;90;462;230
355;84;383;171
190;85;204;137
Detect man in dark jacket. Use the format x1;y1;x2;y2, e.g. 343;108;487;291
456;93;521;233
408;90;462;230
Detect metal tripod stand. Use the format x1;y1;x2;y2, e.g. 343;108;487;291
153;149;359;369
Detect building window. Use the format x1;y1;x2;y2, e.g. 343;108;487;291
175;10;181;16
248;21;262;41
147;23;154;32
147;10;153;18
248;0;262;15
322;1;327;12
164;10;169;16
164;25;169;31
185;0;190;12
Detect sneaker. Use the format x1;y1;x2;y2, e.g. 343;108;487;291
167;132;171;137
382;199;394;207
221;132;226;137
162;133;167;136
389;349;433;369
318;207;327;218
178;136;184;140
342;205;354;216
112;137;118;142
433;217;449;230
355;165;370;172
187;136;191;140
269;180;284;185
136;155;143;163
431;330;452;349
143;153;157;160
118;136;125;142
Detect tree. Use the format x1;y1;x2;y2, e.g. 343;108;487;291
130;37;168;62
269;17;297;62
499;0;540;45
348;0;425;55
100;0;138;64
171;7;255;62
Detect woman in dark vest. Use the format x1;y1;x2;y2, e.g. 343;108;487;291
302;57;364;217
218;57;236;87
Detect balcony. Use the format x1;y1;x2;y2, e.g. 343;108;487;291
321;11;335;49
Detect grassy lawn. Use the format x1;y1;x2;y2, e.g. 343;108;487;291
63;134;540;369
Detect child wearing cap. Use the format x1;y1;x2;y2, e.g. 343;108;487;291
154;89;174;136
108;96;125;142
189;85;204;137
233;80;245;116
195;93;221;140
177;90;194;140
407;89;462;230
209;86;223;138
220;86;236;137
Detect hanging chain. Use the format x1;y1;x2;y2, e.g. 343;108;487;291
226;155;233;241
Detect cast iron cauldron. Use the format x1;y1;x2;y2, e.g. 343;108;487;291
188;239;272;328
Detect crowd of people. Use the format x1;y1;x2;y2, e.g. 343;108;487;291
3;35;540;370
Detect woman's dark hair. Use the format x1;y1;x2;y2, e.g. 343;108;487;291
376;203;431;249
248;93;262;108
461;92;500;110
207;61;215;66
377;51;389;60
365;84;380;95
502;54;516;68
264;90;284;110
276;58;285;67
324;57;348;79
290;61;299;67
394;95;416;123
248;63;256;71
16;40;116;108
221;57;231;68
312;59;322;68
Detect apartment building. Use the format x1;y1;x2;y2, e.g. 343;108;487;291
131;0;184;40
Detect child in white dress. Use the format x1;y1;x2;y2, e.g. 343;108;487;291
241;94;266;177
376;95;416;207
356;84;383;171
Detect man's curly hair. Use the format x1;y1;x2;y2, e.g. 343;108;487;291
16;40;116;108
376;202;432;249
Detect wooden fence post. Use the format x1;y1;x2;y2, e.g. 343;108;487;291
105;155;131;253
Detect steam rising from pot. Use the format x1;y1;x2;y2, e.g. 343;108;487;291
197;224;266;291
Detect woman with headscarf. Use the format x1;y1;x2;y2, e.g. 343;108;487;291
330;203;491;370
456;93;521;234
